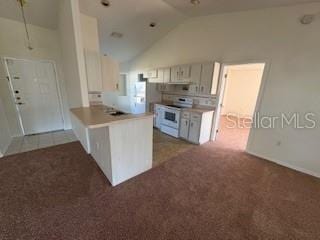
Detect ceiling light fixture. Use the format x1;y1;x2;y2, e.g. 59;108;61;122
300;14;315;25
17;0;33;50
190;0;200;6
110;32;123;39
101;0;111;7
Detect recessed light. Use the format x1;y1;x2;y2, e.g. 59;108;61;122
149;22;157;28
300;15;315;25
110;32;123;38
101;0;110;7
190;0;200;5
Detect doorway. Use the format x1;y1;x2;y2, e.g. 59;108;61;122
213;63;266;151
4;58;64;135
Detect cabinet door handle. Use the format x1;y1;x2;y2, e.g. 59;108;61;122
201;86;204;92
185;121;188;126
196;86;198;92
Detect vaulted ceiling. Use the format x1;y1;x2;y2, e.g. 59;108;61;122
0;0;319;62
79;0;320;62
0;0;58;29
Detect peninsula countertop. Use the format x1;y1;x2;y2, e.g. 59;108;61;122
70;106;154;129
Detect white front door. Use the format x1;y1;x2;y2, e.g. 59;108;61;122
6;59;64;135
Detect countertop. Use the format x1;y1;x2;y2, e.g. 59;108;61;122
70;106;154;129
183;108;215;114
152;102;215;114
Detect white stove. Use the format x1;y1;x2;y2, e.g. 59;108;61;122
160;97;193;137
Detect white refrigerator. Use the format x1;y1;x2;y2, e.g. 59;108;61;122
132;82;146;114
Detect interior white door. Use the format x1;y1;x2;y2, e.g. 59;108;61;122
6;59;64;135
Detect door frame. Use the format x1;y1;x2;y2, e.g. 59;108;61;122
3;57;65;135
210;59;271;152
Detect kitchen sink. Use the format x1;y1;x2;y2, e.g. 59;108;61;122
109;111;127;116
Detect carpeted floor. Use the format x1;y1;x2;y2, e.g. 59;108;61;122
1;138;320;239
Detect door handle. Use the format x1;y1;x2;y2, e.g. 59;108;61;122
16;102;25;105
15;90;20;94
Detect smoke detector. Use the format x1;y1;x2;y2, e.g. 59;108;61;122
110;32;123;39
149;22;157;28
300;14;315;25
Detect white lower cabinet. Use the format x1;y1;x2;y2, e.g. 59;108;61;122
179;111;214;144
180;118;190;139
188;116;201;144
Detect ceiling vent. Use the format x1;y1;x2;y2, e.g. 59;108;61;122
110;32;123;39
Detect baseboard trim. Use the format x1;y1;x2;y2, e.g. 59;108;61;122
246;150;320;179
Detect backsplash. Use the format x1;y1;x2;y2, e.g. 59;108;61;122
162;93;217;108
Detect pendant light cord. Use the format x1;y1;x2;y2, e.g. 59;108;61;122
17;0;33;50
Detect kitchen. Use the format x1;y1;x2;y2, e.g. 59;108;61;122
69;13;221;187
149;61;220;144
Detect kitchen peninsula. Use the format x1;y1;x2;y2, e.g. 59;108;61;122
70;106;154;186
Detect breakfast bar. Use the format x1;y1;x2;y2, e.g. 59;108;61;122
70;106;154;186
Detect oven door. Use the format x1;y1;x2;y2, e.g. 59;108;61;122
162;108;180;129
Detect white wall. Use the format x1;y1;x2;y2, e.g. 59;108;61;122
129;3;320;176
0;98;11;157
222;65;264;117
58;0;89;109
0;16;71;134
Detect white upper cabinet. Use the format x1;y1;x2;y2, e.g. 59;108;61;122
149;68;163;83
190;63;201;85
101;55;120;92
163;68;171;83
84;49;103;92
180;65;191;80
199;62;221;95
144;61;220;96
145;69;158;79
170;66;181;83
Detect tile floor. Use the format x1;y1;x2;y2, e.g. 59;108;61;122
5;130;77;156
153;129;195;167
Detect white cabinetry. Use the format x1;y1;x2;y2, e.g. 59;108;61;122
199;62;220;95
188;114;202;144
145;69;158;79
84;49;103;92
170;65;192;83
83;53;120;92
179;111;191;139
101;55;120;91
180;110;214;144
